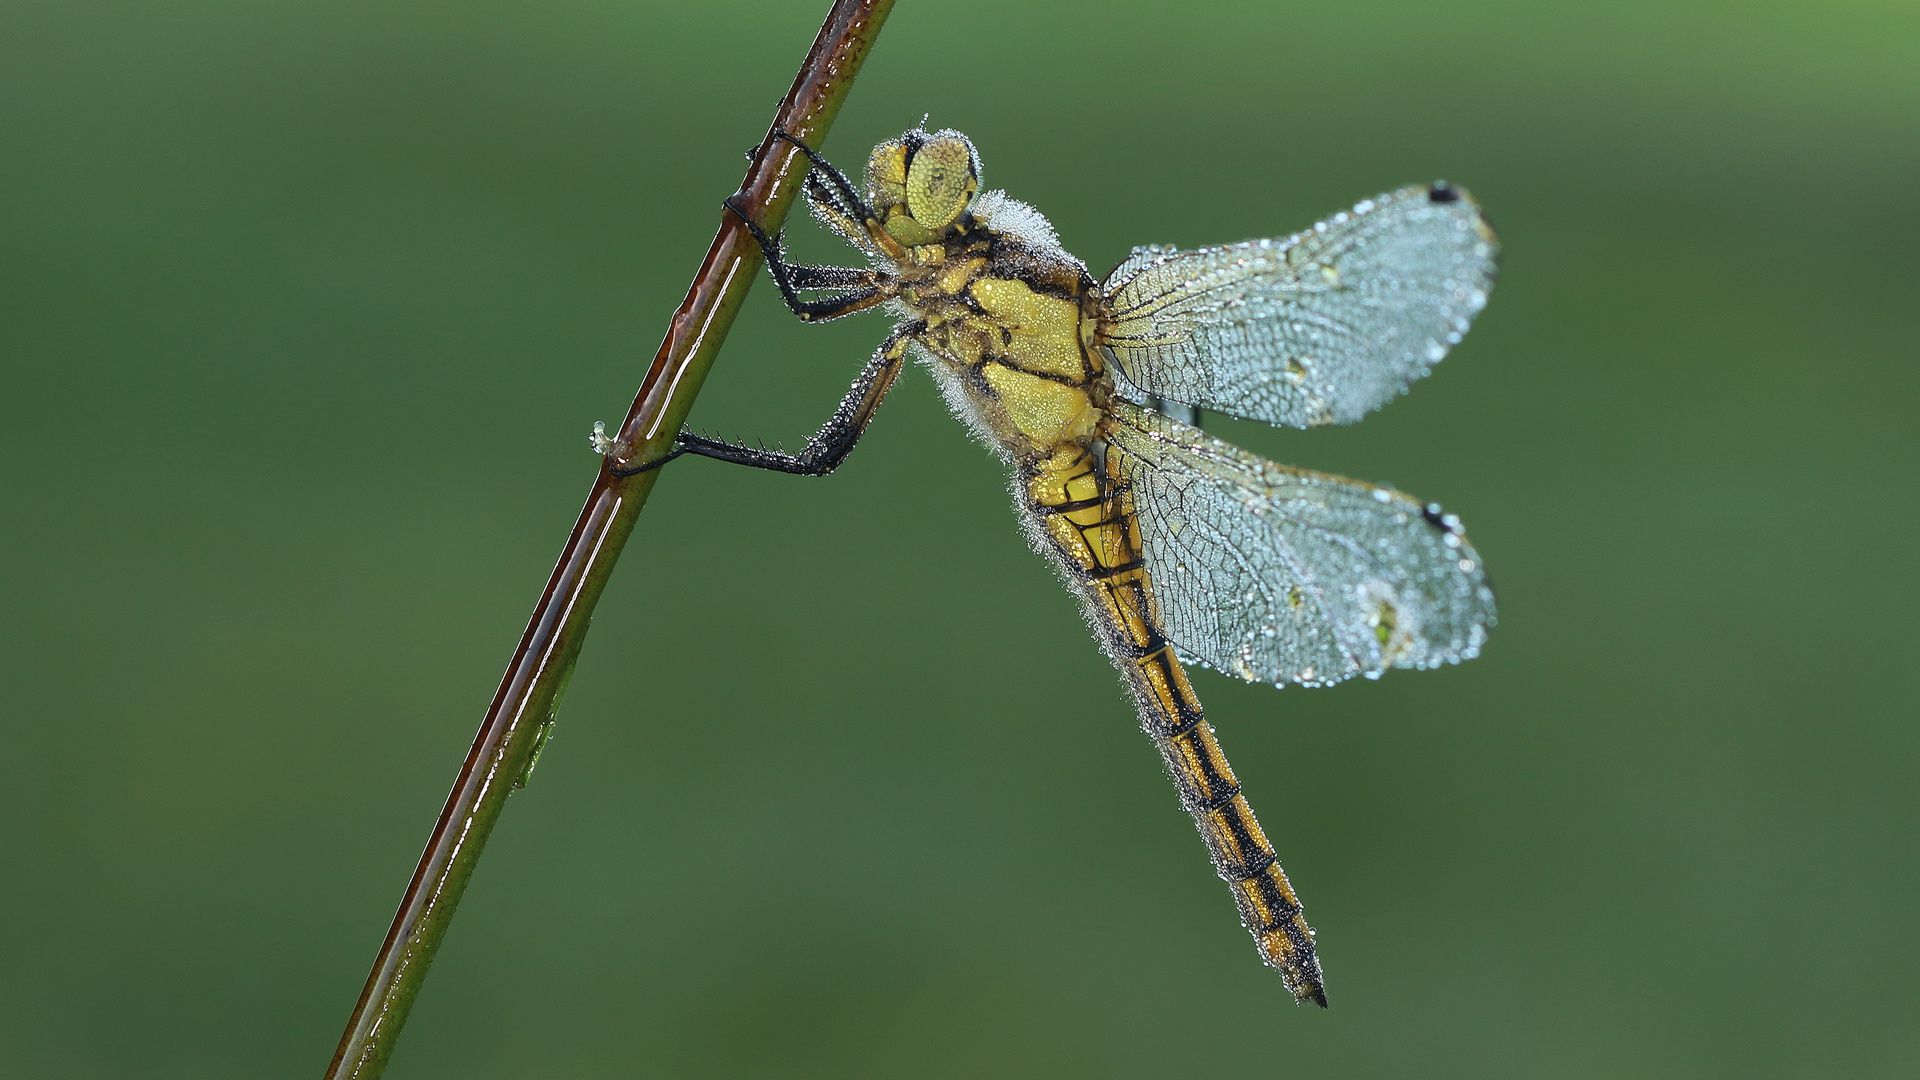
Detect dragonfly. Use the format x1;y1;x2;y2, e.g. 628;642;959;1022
597;126;1499;1006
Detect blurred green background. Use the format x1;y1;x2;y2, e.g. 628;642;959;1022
3;0;1917;1076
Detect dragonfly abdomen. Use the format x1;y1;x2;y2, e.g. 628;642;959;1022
1022;446;1328;1006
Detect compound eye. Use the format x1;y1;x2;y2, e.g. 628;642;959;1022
904;134;977;236
865;142;909;210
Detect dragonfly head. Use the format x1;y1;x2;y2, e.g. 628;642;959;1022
865;127;980;247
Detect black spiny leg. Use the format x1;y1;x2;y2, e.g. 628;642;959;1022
787;262;871;290
615;324;919;478
772;129;874;222
724;196;889;322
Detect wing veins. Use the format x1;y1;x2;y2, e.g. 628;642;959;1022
1098;186;1498;429
1105;402;1495;686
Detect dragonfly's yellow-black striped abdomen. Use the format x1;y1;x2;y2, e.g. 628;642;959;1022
1026;444;1324;1000
601;125;1500;1007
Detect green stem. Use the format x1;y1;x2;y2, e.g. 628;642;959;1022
322;4;894;1075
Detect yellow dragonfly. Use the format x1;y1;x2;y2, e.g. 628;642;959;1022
598;126;1499;1006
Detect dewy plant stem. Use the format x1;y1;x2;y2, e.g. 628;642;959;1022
323;4;895;1075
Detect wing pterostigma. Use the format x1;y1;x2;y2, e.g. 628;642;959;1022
1104;402;1495;687
1099;184;1498;428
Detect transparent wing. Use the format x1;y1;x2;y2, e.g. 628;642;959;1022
1099;184;1498;428
1105;402;1495;687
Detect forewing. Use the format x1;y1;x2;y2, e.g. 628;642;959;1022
1099;185;1498;428
1105;402;1495;687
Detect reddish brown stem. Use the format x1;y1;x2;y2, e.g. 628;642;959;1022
323;4;894;1076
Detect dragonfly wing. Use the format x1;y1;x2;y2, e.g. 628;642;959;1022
1105;402;1495;686
1099;185;1498;428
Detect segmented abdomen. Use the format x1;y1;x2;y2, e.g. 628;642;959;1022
1022;445;1327;1006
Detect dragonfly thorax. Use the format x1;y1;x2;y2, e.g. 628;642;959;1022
896;226;1112;461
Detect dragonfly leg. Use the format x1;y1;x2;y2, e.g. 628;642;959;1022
803;171;867;239
787;262;870;290
595;431;684;476
643;324;918;478
771;128;873;221
724;195;888;322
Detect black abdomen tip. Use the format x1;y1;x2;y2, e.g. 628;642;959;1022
1428;181;1460;203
